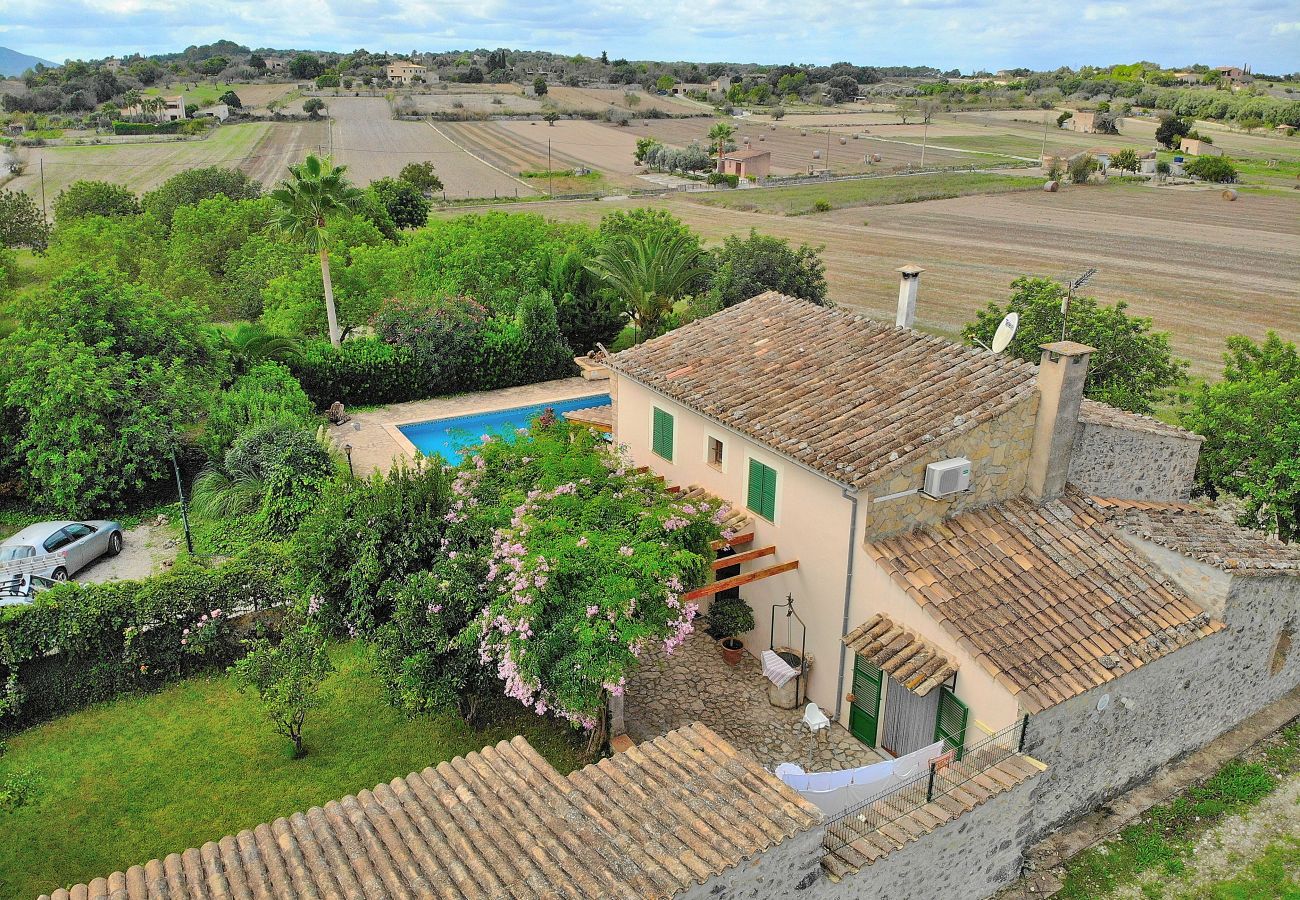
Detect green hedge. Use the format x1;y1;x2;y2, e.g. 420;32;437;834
291;298;575;407
0;545;295;729
111;120;204;136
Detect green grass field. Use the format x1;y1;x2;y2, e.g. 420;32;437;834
0;641;586;899
893;133;1047;160
690;171;1043;215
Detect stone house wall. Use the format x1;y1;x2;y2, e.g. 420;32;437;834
681;777;1039;900
1068;422;1201;502
1021;569;1300;838
863;393;1038;542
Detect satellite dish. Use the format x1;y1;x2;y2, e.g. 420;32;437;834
991;312;1020;353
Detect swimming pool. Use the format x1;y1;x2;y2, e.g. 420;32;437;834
397;394;611;464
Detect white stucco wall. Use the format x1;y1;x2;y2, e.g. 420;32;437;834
612;376;857;711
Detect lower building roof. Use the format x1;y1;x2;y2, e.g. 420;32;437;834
843;612;958;696
866;491;1224;713
41;723;820;900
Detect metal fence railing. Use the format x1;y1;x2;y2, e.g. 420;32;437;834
822;715;1029;860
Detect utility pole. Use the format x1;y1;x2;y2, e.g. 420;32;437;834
39;157;47;221
825;130;831;172
547;138;553;197
920;118;929;169
1040;112;1050;165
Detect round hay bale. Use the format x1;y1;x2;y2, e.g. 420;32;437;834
769;123;776;131
1222;189;1238;201
872;153;882;163
852;133;859;139
839;137;847;145
813;149;822;159
759;135;765;141
1043;180;1059;192
800;129;807;136
743;136;750;144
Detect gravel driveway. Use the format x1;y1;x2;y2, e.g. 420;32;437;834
76;522;179;584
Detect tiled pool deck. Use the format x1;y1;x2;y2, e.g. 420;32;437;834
331;377;604;476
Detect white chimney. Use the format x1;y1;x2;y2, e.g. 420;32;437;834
895;265;924;328
1027;341;1095;500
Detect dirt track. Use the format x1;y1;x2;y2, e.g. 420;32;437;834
532;183;1300;375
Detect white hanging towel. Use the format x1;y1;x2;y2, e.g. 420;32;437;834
761;649;799;687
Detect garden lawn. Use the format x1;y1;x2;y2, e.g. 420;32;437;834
688;171;1042;215
0;641;586;899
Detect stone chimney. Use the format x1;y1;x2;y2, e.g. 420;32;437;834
1027;341;1095;500
895;265;924;328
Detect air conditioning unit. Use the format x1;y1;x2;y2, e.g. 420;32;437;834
923;457;971;499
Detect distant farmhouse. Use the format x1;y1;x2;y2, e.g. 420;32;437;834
385;60;431;85
119;94;187;122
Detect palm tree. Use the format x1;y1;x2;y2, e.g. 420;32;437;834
707;122;736;165
585;232;709;341
268;155;363;347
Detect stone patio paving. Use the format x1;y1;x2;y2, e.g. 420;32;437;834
328;377;605;476
625;630;885;771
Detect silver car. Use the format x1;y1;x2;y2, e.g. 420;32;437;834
0;520;124;582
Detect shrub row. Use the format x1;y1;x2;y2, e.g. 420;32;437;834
0;545;295;729
111;120;205;136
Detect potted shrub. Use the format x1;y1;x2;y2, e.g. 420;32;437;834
707;596;755;666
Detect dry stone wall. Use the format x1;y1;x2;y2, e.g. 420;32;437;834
1068;421;1201;502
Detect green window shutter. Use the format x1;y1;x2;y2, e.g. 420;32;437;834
652;408;673;461
747;460;777;521
934;685;970;758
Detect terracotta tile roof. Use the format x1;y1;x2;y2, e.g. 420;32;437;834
41;723;820;900
1092;497;1300;574
604;292;1037;488
563;404;613;429
721;149;771;160
1078;399;1203;442
866;492;1224;713
821;752;1043;880
843;612;958;696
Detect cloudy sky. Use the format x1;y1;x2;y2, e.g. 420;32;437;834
5;0;1299;73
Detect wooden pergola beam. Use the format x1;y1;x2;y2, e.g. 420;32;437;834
683;559;799;602
711;545;776;571
711;531;754;551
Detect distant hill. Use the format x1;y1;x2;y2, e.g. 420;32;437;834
0;46;57;78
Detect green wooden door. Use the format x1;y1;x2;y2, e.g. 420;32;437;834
934;685;970;758
849;655;883;747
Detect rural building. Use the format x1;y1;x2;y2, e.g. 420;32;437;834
710;75;733;93
1214;65;1253;85
263;55;289;72
385;61;430;85
195;103;230;122
119;95;187;121
1172;71;1201;84
1069;111;1097;133
717;148;771;179
600;285;1300;841
103;57;122;72
670;82;709;95
1179;137;1222;156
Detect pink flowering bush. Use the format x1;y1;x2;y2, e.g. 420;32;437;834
451;421;724;733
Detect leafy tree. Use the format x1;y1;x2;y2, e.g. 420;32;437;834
963;276;1187;413
1068;153;1098;184
200;361;314;461
710;229;827;307
142;166;262;228
315;74;340;89
0;267;220;513
229;620;334;758
461;67;484;84
369;177;431;229
302;97;325;118
586;231;710;340
1155;115;1192;148
544;246;624;352
289;53;324;80
249;54;266;71
218;90;242;108
825;75;859;103
533;77;548;96
398;160;443;195
656;75;675;91
292;459;451;632
634;137;661;164
0;190;49;252
51;180;140;223
1185;156;1238;183
543;111;560;126
1110;148;1140;174
1183;332;1300;541
269;154;364;347
1092;111;1121;135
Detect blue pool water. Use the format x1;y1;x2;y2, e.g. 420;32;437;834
398;394;611;464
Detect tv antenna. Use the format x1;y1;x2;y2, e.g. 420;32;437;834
973;312;1020;353
1061;267;1097;341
